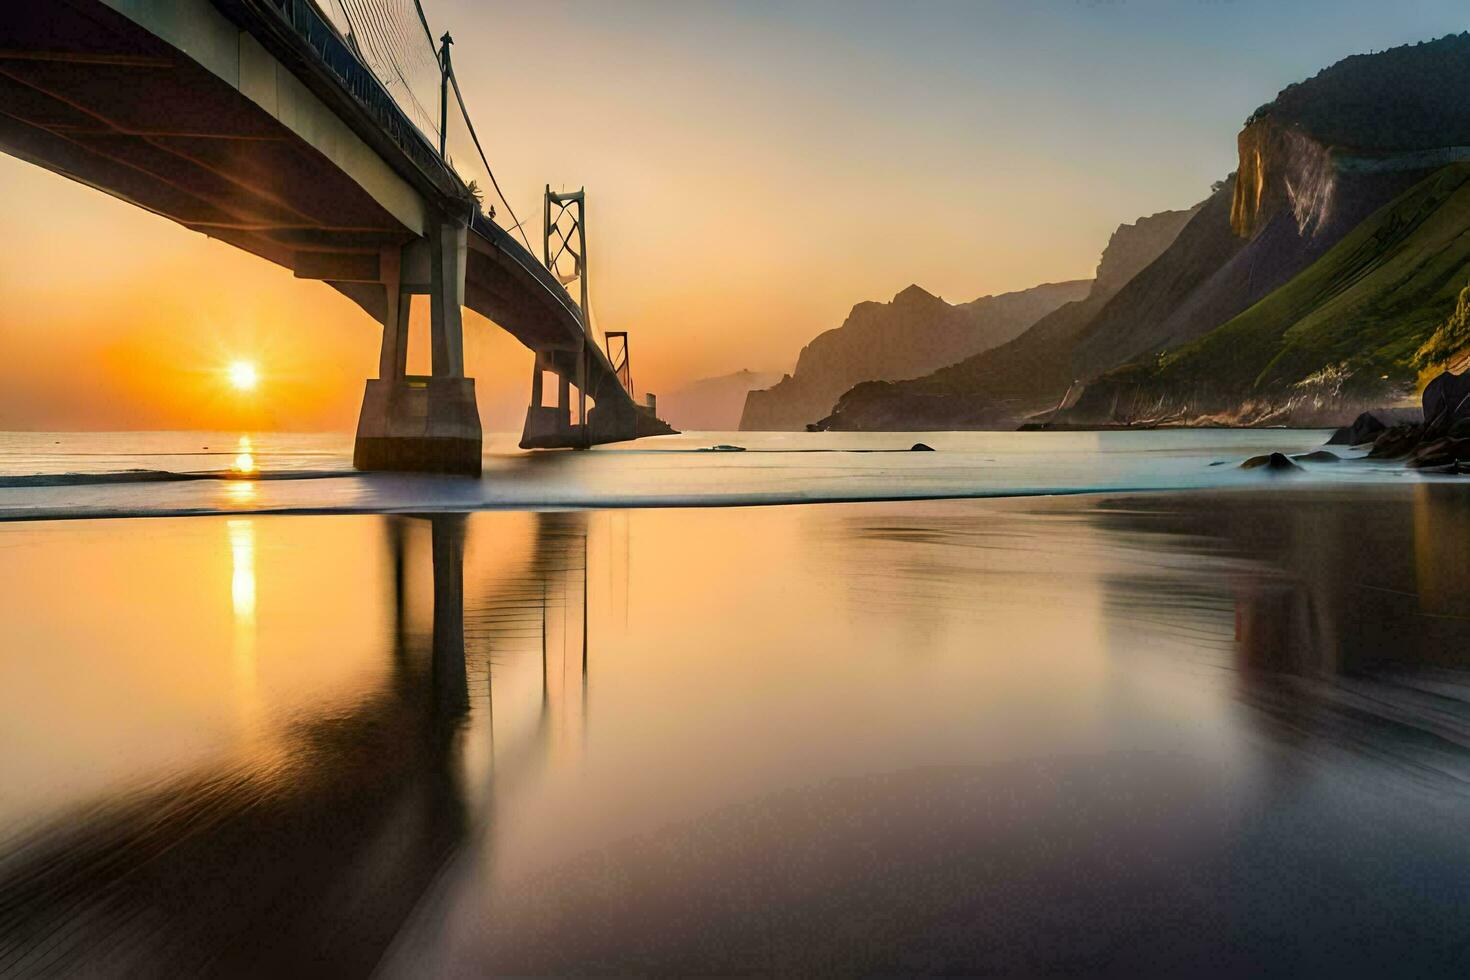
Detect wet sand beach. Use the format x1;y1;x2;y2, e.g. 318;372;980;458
4;483;1470;974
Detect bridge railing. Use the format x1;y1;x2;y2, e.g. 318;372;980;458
255;0;450;189
312;0;443;147
297;0;533;252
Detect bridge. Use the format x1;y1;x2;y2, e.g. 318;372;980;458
0;0;676;474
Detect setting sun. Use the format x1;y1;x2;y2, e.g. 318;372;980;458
227;360;259;392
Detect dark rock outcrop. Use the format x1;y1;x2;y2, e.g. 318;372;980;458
1422;368;1470;430
1328;369;1470;471
1241;452;1301;472
1407;437;1470;469
1367;424;1425;459
1326;412;1388;445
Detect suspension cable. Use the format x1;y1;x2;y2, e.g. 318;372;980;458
323;0;536;255
445;65;532;252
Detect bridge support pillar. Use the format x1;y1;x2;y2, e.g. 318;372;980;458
355;221;482;476
430;514;469;713
520;350;580;448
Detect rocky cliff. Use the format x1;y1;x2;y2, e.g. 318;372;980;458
739;280;1089;431
1053;33;1470;427
1065;164;1470;426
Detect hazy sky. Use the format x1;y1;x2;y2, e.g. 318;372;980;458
1;0;1466;430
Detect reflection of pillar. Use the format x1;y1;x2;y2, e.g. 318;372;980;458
541;573;550;712
431;514;468;714
582;529;589;679
582;527;590;753
387;516;409;677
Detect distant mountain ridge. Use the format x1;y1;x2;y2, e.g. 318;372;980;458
739;279;1089;431
814;203;1200;430
659;369;783;432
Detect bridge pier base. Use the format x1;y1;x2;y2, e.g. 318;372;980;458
520;350;582;448
355;377;482;475
355;221;482;476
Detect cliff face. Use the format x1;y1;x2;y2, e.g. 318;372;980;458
1231;33;1470;233
1231;120;1336;239
739;280;1089;431
659;369;783;432
1051;35;1470;427
1094;208;1205;294
815;202;1200;430
1064;164;1470;426
1068;160;1422;377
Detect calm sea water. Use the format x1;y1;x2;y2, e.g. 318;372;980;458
0;427;1438;521
3;430;1470;974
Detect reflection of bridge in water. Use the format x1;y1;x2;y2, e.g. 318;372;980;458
0;510;601;974
394;510;600;766
0;2;675;473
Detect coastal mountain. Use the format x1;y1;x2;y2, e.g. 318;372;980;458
820;34;1470;431
1066;163;1470;425
1056;33;1470;426
814;203;1202;430
739;280;1089;431
658;369;783;432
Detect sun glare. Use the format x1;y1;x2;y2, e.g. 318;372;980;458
227;360;259;391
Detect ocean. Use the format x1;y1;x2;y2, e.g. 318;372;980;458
3;429;1470;974
0;427;1433;521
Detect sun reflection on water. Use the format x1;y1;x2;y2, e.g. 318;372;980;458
224;481;257;506
232;434;255;476
229;518;257;624
227;518;260;731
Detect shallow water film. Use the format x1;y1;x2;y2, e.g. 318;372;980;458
5;484;1470;974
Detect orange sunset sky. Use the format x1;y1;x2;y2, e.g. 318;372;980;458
1;0;1464;432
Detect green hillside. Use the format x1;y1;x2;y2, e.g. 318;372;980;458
1125;163;1470;400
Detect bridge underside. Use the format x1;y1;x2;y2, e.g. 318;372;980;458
0;1;674;471
0;2;419;282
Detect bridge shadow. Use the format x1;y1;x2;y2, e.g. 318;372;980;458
0;511;591;976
